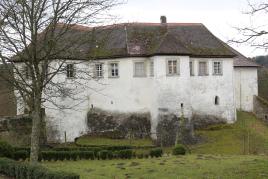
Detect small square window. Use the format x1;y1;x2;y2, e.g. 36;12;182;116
95;63;103;78
198;61;208;76
134;62;146;77
66;64;75;78
213;61;222;75
109;63;119;77
167;60;179;75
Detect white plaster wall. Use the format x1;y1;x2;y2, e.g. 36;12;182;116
190;58;236;122
234;67;258;112
16;56;241;142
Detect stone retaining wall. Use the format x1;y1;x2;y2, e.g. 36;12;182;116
253;95;268;123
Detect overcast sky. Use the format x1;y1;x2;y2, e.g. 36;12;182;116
111;0;268;57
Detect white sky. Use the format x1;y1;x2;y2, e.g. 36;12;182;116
111;0;268;57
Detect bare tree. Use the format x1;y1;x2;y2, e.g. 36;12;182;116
0;0;122;163
230;1;268;50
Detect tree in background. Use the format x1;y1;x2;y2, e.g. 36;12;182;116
0;0;122;163
231;1;268;50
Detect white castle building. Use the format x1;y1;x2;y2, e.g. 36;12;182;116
17;17;259;142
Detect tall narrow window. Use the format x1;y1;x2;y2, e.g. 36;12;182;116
213;61;222;75
150;60;154;76
134;62;146;77
167;60;179;75
189;61;194;76
215;96;219;105
109;63;119;77
198;61;208;76
24;66;30;80
66;64;75;78
95;64;103;78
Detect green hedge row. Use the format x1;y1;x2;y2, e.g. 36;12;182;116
0;158;79;179
40;149;134;161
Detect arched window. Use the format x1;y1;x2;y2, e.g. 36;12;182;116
215;96;219;105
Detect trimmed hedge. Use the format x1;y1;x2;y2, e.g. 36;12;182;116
114;149;133;159
172;144;186;155
150;148;163;158
13;150;29;161
0;157;79;179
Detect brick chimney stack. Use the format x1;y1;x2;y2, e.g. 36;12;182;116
160;16;167;24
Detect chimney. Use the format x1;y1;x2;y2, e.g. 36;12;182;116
160;16;167;24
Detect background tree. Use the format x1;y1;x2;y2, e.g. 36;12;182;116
230;0;268;50
0;0;122;163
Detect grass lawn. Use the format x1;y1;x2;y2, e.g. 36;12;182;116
76;136;154;147
190;111;268;155
43;112;268;178
43;155;268;179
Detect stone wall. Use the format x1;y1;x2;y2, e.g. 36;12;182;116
253;95;268;123
0;115;32;146
192;114;227;129
86;108;151;139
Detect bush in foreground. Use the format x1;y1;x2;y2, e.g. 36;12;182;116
0;157;79;179
172;144;186;155
0;141;14;158
149;148;163;158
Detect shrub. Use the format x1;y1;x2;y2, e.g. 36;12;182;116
13;150;29;161
172;144;186;155
116;149;133;159
0;157;80;179
150;148;163;158
98;150;113;160
41;151;56;161
81;151;94;160
0;141;14;158
69;151;78;161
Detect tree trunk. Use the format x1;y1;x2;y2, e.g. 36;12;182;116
30;96;42;163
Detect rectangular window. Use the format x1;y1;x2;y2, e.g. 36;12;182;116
167;60;179;75
213;61;222;75
66;64;75;78
95;63;103;78
198;61;208;76
150;61;154;77
189;61;194;76
24;66;30;80
109;63;119;77
134;62;146;77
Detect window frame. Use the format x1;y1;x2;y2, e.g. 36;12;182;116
212;61;223;76
166;58;180;76
198;61;208;76
189;60;194;76
108;62;119;78
133;61;146;77
150;60;154;77
95;63;104;78
66;63;75;78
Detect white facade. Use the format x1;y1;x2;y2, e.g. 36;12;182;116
16;56;258;142
234;67;258;111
